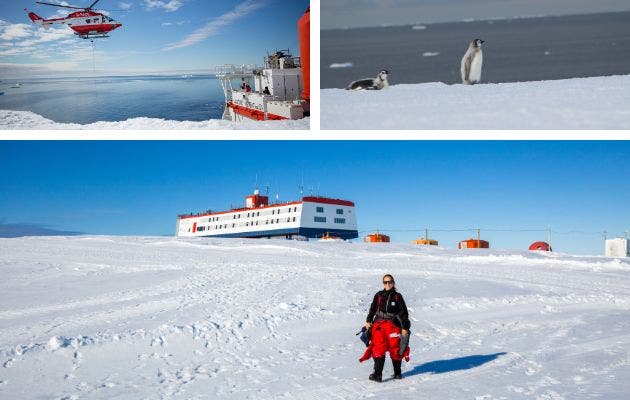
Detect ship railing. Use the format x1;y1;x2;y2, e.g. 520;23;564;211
214;64;259;77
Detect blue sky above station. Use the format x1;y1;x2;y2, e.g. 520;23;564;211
1;141;629;256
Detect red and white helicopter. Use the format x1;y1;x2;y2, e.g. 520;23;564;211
26;0;122;39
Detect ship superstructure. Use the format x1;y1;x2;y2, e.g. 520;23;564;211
176;190;358;240
215;7;310;122
217;50;305;122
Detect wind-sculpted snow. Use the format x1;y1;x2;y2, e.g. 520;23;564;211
1;236;629;399
0;110;309;130
321;75;630;130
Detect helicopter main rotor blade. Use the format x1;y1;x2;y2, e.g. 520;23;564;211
87;0;102;10
35;1;85;10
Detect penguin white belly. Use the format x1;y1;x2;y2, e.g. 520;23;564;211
469;52;483;83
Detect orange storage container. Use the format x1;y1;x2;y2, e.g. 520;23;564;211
413;238;438;246
458;238;490;249
364;232;390;243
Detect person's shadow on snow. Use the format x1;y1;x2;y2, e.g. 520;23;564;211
403;352;507;377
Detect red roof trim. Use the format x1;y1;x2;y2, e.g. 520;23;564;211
302;196;355;206
178;196;355;220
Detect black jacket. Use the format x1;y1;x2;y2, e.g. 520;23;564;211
366;289;411;330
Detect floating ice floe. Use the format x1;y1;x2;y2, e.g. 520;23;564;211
329;62;354;69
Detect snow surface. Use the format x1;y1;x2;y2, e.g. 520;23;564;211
321;75;630;130
0;110;309;130
1;236;629;399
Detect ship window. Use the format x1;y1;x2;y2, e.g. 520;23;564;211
336;209;344;215
314;216;326;223
293;217;296;222
316;207;324;213
232;223;235;228
256;221;259;225
257;212;260;216
276;219;279;223
287;218;290;222
294;207;297;212
334;218;346;224
86;19;91;23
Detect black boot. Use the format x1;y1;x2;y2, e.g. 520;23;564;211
392;359;402;379
369;357;385;382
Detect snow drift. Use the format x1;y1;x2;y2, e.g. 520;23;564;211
0;110;309;130
321;75;630;130
1;236;629;399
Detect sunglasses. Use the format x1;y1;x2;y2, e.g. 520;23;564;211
383;281;394;285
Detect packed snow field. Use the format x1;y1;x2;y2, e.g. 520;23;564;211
1;236;629;399
321;75;630;130
0;111;309;130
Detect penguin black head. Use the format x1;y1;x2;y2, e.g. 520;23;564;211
474;39;485;48
378;69;389;79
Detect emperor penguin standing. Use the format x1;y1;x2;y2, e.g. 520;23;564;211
461;39;484;85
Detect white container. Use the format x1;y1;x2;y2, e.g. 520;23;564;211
605;238;629;257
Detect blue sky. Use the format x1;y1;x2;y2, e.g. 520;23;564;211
0;0;309;77
321;0;630;29
1;141;629;256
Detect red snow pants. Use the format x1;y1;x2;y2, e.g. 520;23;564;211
359;319;409;363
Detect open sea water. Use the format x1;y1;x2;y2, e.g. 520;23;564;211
321;11;630;88
0;75;226;124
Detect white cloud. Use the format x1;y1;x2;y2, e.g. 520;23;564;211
163;0;264;51
161;22;173;26
0;22;33;41
118;2;133;10
143;0;183;12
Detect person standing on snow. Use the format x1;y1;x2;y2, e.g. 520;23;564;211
363;274;410;382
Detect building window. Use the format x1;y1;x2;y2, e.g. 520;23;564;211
334;218;346;224
336;209;344;215
314;216;326;223
316;207;324;213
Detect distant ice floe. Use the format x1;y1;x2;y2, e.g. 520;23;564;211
329;62;354;69
411;25;426;30
0;110;310;130
422;52;440;57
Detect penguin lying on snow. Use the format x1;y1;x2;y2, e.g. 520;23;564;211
346;70;389;90
461;39;484;85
